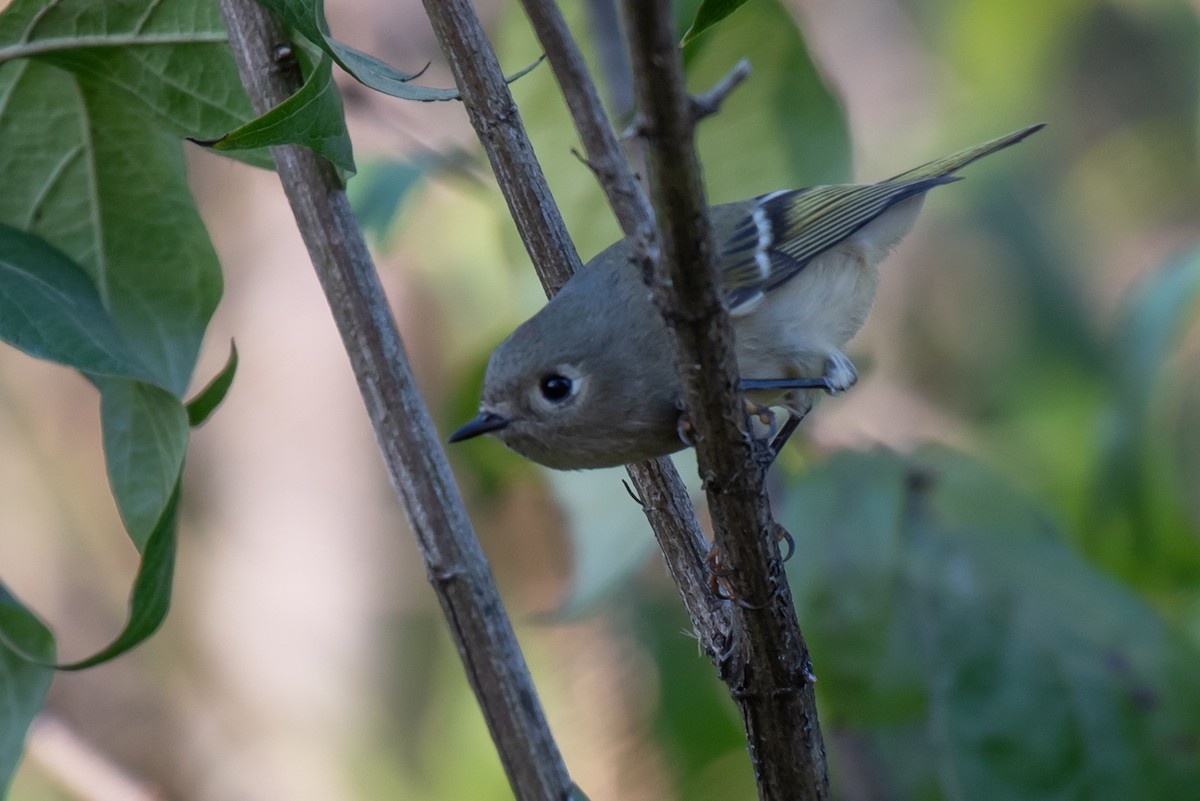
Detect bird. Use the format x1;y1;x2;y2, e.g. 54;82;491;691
449;123;1044;470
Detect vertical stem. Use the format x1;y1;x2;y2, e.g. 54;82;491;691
620;2;831;798
216;2;572;799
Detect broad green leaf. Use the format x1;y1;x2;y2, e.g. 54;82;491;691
187;342;239;427
192;53;354;178
681;0;752;48
254;0;460;101
0;62;222;397
98;379;190;550
0;587;54;797
0;0;270;168
0;224;156;384
56;479;180;670
779;449;1200;799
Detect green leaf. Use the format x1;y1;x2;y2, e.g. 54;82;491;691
98;379;190;550
57;478;180;671
0;62;223;397
255;0;460;101
0;0;270;169
192;54;355;179
0;224;156;384
778;449;1200;799
0;587;54;797
681;0;752;48
187;342;239;427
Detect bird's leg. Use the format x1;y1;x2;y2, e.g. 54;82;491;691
766;412;803;462
738;350;860;396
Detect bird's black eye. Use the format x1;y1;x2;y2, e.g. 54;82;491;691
539;374;574;402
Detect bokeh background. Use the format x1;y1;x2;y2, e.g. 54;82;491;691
2;0;1198;799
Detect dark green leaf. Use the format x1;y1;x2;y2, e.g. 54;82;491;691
0;587;54;797
0;63;223;398
681;0;752;48
0;0;271;168
187;342;239;427
254;0;459;101
0;224;156;384
778;449;1200;799
57;479;180;670
193;54;355;179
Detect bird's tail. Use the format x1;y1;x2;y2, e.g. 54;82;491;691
887;123;1046;182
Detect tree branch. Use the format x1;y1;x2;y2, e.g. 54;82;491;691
215;2;571;799
620;3;830;799
417;0;729;657
514;0;730;653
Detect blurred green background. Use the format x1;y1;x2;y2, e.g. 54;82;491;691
2;0;1198;799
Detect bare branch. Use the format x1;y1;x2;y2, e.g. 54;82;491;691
517;0;655;249
216;2;571;799
516;0;729;654
691;58;753;121
620;2;830;799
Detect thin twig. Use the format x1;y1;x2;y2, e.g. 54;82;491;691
691;58;752;120
517;0;655;248
621;3;830;800
215;2;571;799
516;0;728;654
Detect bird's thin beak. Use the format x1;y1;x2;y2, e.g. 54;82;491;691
448;410;510;443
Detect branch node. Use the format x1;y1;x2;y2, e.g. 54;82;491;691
690;58;752;121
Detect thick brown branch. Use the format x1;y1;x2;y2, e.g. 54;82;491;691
215;2;571;799
620;2;830;800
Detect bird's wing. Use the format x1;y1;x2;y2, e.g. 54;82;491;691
719;122;1045;314
719;177;955;312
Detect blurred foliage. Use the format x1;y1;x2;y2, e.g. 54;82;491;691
399;0;1200;799
2;0;1198;798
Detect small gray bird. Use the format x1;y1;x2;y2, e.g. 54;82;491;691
450;124;1044;469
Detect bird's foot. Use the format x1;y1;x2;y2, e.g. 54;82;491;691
822;351;858;395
